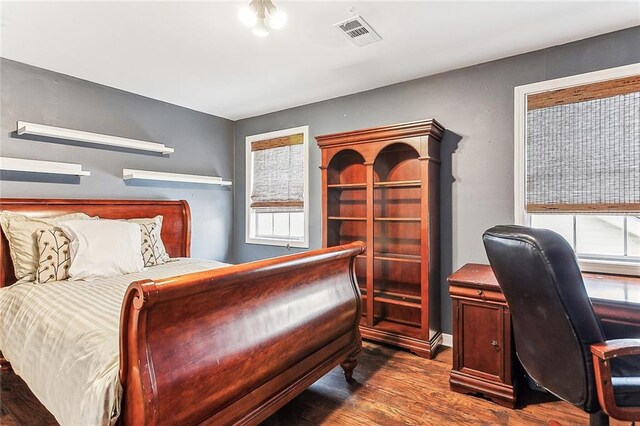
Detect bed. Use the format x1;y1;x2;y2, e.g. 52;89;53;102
0;198;365;425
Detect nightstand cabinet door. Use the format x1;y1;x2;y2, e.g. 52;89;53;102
455;299;506;382
450;296;517;407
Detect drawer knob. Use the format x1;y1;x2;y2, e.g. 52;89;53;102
491;340;500;351
477;290;484;296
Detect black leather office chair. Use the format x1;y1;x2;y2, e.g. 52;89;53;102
482;225;640;425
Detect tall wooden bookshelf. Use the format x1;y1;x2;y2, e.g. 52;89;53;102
316;119;444;358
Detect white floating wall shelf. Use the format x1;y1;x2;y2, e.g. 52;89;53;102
17;121;174;155
0;157;91;176
122;169;232;186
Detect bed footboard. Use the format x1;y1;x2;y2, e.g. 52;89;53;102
119;241;365;426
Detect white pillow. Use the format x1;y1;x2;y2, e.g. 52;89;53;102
0;211;95;283
59;219;144;281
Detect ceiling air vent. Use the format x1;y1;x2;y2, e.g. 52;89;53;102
334;15;382;47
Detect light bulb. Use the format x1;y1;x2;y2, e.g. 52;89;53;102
268;10;287;30
239;6;257;27
251;18;270;37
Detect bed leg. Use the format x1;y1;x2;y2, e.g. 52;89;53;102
0;351;11;372
340;354;358;381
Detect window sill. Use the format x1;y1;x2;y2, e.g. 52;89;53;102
579;258;640;277
246;237;309;249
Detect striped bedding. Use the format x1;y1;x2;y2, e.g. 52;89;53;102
0;258;228;426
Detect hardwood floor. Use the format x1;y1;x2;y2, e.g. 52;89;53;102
0;342;630;425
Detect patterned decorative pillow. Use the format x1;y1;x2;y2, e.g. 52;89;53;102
35;228;72;284
128;216;170;267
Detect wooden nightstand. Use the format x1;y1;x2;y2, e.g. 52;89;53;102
448;263;519;408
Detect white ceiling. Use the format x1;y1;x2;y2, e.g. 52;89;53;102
1;1;638;120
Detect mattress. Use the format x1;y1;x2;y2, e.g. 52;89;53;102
0;258;228;426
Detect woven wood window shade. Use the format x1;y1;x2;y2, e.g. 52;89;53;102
250;133;304;211
526;75;640;213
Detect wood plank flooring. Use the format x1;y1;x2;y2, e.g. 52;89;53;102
0;342;630;425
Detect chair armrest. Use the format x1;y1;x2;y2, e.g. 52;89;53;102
590;339;640;422
591;339;640;360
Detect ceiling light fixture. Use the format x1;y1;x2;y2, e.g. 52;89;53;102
239;0;287;37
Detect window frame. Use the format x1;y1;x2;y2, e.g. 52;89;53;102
514;63;640;276
245;125;310;248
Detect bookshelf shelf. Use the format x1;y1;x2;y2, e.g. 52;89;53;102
327;183;367;189
374;180;421;188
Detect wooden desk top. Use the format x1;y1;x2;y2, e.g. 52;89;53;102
448;263;640;306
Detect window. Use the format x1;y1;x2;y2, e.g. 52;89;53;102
246;125;309;248
514;64;640;276
530;213;640;264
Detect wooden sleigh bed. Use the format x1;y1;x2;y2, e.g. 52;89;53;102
0;198;365;425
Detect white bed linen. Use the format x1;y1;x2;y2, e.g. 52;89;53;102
0;258;228;426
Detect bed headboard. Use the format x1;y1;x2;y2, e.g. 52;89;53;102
0;199;191;287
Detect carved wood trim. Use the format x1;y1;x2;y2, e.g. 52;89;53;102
316;119;444;148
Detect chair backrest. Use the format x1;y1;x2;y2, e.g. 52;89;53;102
483;225;605;413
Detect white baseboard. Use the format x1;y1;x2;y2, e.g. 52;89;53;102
442;333;452;347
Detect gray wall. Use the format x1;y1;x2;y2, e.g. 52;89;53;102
0;58;234;262
233;26;640;333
